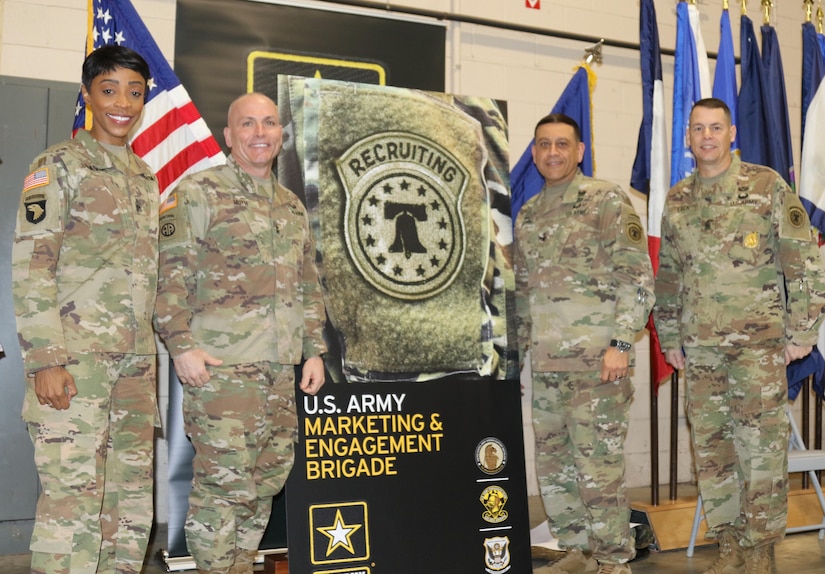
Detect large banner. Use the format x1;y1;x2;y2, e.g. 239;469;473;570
167;2;528;570
287;377;531;574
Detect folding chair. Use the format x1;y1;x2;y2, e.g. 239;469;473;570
686;405;825;557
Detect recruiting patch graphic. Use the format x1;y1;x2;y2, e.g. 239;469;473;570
310;502;370;565
337;132;468;300
480;485;509;523
476;437;507;475
483;536;511;572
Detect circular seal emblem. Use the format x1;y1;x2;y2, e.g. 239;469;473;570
160;221;176;238
789;205;806;228
338;133;468;301
475;437;507;475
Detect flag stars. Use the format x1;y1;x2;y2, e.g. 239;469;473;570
100;27;113;43
114;30;126;45
96;7;112;25
147;77;157;91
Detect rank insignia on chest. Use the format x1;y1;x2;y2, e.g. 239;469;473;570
743;232;759;249
336;132;468;300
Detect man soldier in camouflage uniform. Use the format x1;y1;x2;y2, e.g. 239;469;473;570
654;98;825;574
514;114;654;574
154;92;327;574
12;46;159;574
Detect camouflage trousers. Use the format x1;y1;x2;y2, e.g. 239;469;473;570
22;352;158;574
532;370;635;562
182;362;297;572
685;345;789;548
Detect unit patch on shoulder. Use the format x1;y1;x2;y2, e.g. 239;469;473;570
24;193;47;224
788;205;806;228
624;212;644;245
336;132;468;301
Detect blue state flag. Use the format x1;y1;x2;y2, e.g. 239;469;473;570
712;8;738;151
761;25;794;188
510;65;594;223
670;1;710;186
738;15;770;168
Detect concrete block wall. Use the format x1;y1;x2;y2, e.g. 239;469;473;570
1;0;819;517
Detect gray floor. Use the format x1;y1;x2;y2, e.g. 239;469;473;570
1;526;824;573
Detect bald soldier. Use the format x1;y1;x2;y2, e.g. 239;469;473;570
154;93;327;574
514;113;654;574
654;98;825;574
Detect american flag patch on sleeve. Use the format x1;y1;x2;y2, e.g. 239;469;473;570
23;168;49;193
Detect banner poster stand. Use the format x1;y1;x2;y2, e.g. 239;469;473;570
285;375;531;574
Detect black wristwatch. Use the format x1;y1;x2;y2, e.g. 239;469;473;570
610;339;632;352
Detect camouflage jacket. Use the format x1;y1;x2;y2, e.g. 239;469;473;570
654;156;825;349
514;171;655;371
12;130;159;374
154;156;327;365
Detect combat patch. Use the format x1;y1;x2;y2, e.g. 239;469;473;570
337;132;468;300
18;166;60;233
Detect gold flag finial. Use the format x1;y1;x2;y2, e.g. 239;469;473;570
762;0;773;24
805;0;814;22
723;0;729;11
818;4;824;32
741;0;749;16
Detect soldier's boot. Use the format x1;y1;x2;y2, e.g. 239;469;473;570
701;529;745;574
533;548;598;574
744;543;775;574
228;549;258;574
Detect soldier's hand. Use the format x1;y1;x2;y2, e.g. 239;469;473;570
33;366;77;410
173;349;223;387
664;349;685;370
299;356;326;396
600;347;630;383
785;344;813;365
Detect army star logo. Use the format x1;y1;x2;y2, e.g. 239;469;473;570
310;502;370;565
337;132;468;300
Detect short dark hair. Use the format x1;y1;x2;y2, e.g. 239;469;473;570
534;113;582;142
691;97;732;124
81;45;151;91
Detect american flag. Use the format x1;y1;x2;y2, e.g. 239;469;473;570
72;0;224;200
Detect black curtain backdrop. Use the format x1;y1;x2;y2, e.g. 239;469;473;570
175;0;446;149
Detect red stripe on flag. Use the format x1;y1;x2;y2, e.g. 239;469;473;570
647;234;674;389
155;142;215;193
132;107;190;155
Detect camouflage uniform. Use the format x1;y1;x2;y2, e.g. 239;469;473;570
654;156;825;548
514;171;654;563
12;129;159;574
154;156;327;572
